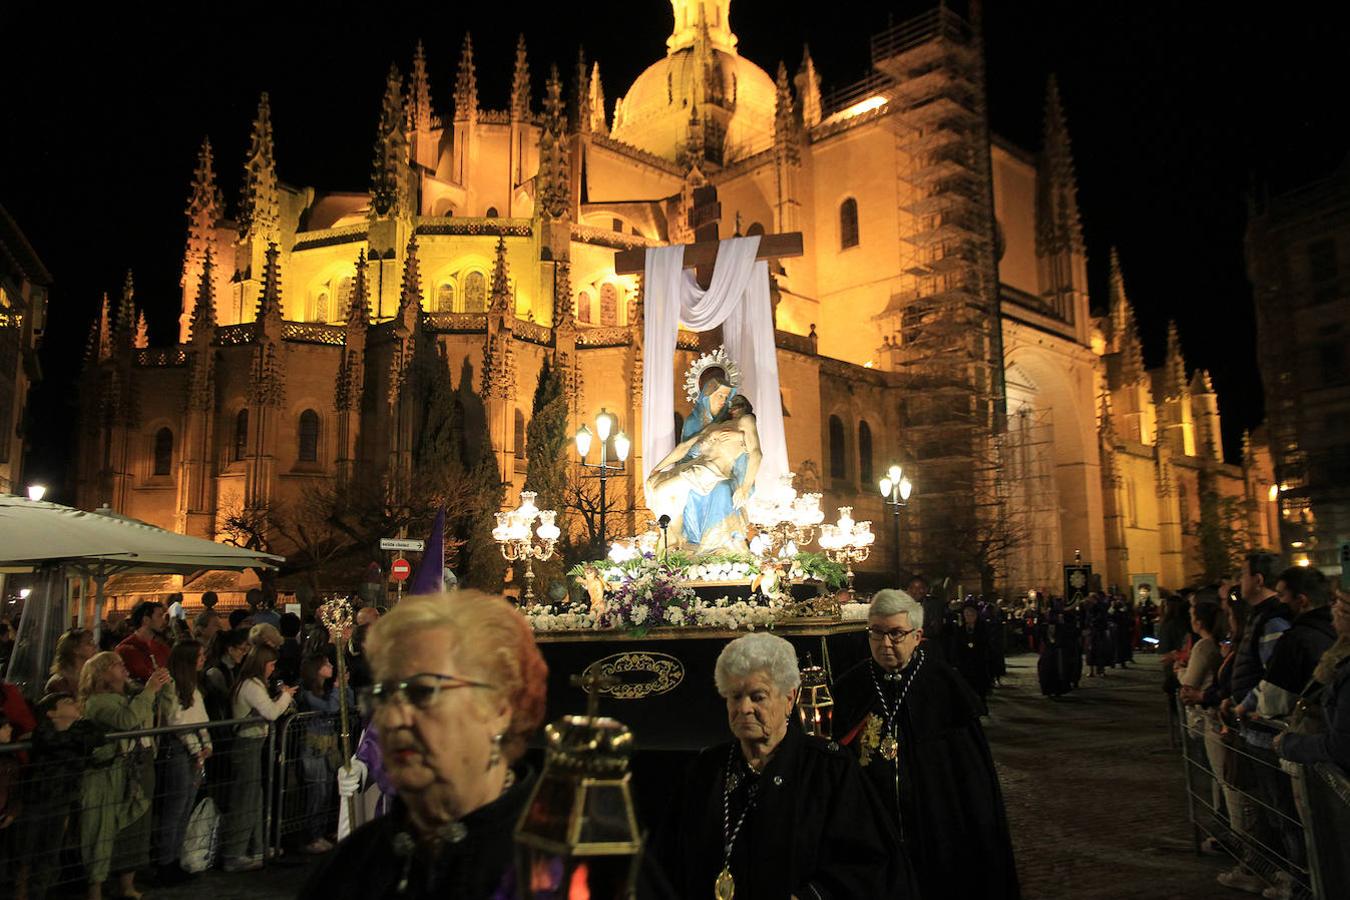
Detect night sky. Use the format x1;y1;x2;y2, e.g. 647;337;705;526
4;2;1348;500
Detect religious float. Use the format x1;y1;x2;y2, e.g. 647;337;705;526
497;236;893;751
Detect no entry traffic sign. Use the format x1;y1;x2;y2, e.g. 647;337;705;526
390;558;412;582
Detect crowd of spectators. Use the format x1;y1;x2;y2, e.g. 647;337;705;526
1168;552;1350;899
0;589;365;899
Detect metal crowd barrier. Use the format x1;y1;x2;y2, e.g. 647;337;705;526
0;710;348;896
1176;698;1348;900
271;710;344;851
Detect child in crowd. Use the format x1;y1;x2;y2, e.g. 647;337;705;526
297;653;348;855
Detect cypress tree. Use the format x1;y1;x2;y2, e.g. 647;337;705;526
464;437;505;591
523;357;571;598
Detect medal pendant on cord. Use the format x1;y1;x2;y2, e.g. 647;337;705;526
880;733;899;762
715;866;735;899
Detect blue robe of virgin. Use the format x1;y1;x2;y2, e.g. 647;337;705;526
678;388;750;548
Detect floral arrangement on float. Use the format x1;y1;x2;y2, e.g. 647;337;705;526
522;550;848;634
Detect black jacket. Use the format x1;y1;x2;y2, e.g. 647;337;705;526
835;652;1021;900
1232;595;1292;702
1264;606;1336;694
655;721;916;899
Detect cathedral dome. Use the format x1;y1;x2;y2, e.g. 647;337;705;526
610;1;776;165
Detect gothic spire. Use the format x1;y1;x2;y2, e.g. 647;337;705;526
408;41;436;132
552;261;575;330
774;62;799;161
239;93;279;240
510;34;531;120
92;293;113;362
1036;75;1085;256
115;271;136;352
795;46;822;129
488;236;511;314
588;61;606;134
184;136;223;276
536;65;570;219
573;47;591;134
453;33;478;122
255;242;284;331
189;246;217;342
1164;320;1187;397
1109;248;1145;384
371;64;410;218
397;235;423;327
346;250;372;331
135;311;149;349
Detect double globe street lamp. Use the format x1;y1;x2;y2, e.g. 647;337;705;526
574;409;631;553
878;464;914;587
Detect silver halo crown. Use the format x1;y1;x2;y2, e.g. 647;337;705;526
683;345;742;404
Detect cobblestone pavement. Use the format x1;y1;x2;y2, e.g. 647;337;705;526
153;651;1229;900
985;651;1229;899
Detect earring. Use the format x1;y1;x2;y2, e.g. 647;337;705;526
486;732;504;770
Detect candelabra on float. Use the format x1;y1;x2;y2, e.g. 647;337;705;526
817;506;875;593
492;491;560;605
746;472;824;559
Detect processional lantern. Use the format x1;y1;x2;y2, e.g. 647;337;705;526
493;490;560;606
746;472;824;559
796;654;835;739
514;672;642;899
817;506;875;594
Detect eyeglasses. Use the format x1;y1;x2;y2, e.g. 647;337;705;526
866;626;919;644
358;672;492;715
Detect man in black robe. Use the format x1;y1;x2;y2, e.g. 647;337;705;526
835;589;1020;900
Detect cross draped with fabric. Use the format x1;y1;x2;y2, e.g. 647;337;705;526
642;236;790;550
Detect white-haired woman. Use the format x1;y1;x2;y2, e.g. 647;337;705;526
834;589;1020;900
656;631;913;899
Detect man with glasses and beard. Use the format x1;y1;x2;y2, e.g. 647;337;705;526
834;589;1020;900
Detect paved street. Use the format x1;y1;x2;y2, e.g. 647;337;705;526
987;652;1229;899
153;651;1228;900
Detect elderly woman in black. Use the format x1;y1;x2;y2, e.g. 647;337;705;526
657;632;913;899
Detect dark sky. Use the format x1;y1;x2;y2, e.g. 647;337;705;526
4;2;1348;499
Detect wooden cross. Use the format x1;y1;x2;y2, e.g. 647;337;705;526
613;185;803;291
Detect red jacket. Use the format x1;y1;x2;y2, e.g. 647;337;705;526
116;632;171;682
1;682;36;738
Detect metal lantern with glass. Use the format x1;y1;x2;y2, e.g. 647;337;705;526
745;471;824;559
492;490;561;605
575;409;631;553
817;506;875;594
796;655;835;739
514;670;642;899
878;463;914;586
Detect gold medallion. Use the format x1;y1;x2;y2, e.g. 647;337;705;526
880;734;899;761
715;865;735;899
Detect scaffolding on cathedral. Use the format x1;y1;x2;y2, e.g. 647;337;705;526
828;4;1008;590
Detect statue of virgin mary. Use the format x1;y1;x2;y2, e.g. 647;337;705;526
646;348;762;553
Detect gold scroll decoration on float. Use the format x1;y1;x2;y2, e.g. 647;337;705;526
580;652;685;700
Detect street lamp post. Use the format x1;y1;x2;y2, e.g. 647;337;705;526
878;464;914;587
575;409;631;555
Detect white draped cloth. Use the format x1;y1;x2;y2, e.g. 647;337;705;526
642;235;789;500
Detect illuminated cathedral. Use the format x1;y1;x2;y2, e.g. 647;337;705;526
75;0;1275;598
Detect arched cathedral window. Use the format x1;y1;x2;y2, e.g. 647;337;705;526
829;415;846;480
840;198;859;250
233;409;249;461
298;410;320;463
463;272;487;312
858;420;873;485
153;428;173;476
436;281;455;313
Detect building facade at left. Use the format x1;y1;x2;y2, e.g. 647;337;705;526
0;204;51;495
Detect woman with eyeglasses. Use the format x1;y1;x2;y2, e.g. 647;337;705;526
300;590;548;899
656;631;912;899
834;589;1020;900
